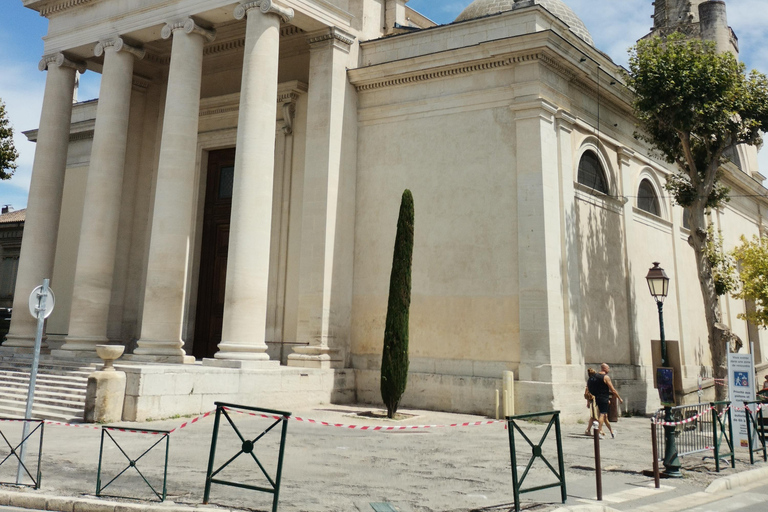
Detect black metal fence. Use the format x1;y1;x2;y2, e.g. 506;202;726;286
96;426;170;501
653;401;735;472
506;411;566;512
203;402;291;512
0;419;44;489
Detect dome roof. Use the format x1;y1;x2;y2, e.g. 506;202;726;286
455;0;594;46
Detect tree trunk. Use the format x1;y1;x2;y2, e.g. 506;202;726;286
688;205;728;401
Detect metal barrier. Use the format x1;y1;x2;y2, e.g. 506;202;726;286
506;411;566;512
203;403;291;512
96;426;170;501
0;419;43;488
652;403;713;460
711;401;735;472
744;401;767;465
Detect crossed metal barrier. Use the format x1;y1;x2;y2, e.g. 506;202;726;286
0;418;44;489
203;402;291;512
711;401;735;472
743;401;767;465
506;411;566;512
96;426;170;502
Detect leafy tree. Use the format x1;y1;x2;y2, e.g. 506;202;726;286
627;33;768;400
381;189;414;419
0;100;19;180
732;235;768;328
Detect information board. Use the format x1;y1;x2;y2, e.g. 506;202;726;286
727;352;757;447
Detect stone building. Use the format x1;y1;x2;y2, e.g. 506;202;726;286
4;0;767;421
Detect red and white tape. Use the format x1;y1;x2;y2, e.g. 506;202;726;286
223;406;504;430
653;406;715;426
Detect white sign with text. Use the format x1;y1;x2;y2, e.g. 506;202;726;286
727;352;757;447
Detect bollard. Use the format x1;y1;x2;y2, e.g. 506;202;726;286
651;420;661;488
495;389;500;420
592;420;602;501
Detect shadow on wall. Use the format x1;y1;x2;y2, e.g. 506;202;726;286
566;191;646;411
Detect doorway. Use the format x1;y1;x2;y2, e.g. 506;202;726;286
193;148;235;359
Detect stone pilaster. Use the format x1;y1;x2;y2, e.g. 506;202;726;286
3;54;84;352
133;18;214;362
210;0;294;365
55;38;144;356
288;27;356;369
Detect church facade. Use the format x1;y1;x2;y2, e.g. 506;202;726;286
6;0;768;420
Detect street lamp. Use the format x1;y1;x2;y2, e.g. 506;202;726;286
646;262;682;478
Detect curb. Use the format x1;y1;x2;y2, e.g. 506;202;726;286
551;505;620;512
705;465;768;494
0;490;227;512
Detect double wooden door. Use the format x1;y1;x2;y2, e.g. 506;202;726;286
193;149;235;359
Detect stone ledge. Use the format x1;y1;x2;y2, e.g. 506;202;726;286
0;490;234;512
705;466;768;494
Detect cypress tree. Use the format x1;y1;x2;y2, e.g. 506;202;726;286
381;189;414;419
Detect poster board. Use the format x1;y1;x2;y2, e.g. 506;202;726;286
651;340;683;395
728;352;757;448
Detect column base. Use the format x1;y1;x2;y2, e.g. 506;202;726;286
57;335;110;354
121;354;196;364
287;345;343;369
0;344;51;357
214;342;271;361
2;333;49;352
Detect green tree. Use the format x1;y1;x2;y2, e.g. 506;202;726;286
0;100;19;180
381;189;414;419
732;235;768;328
627;33;768;400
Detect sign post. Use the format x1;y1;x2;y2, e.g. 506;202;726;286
16;279;54;484
727;352;757;448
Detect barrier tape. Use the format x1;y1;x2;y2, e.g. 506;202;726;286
223;406;505;431
652;406;715;426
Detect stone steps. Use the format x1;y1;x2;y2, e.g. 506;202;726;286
0;357;95;422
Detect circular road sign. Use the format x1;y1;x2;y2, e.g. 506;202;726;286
28;285;55;319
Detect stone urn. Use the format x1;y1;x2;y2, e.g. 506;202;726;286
95;344;124;371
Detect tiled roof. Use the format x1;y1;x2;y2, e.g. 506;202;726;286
0;209;26;224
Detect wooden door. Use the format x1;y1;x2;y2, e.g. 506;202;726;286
193;148;235;359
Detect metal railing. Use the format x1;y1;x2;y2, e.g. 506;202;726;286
711;401;735;472
203;403;291;512
96;426;170;501
0;419;44;488
506;411;566;512
652;403;714;460
743;401;767;465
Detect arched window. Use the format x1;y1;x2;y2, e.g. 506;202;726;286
577;151;608;194
637;179;661;216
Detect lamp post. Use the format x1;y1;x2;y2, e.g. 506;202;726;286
646;262;682;477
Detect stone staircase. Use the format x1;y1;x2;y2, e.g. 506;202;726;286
0;353;99;422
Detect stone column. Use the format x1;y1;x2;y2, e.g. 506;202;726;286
133;19;214;361
55;38;144;356
210;0;294;365
3;54;84;351
288;28;356;369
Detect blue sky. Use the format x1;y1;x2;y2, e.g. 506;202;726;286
2;0;768;210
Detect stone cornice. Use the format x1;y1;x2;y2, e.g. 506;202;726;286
37;0;95;17
351;52;536;92
38;52;87;73
234;0;294;24
94;38;146;60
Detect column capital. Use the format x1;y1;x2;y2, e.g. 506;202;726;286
306;27;356;50
94;37;146;60
234;0;294;24
161;18;216;42
38;53;87;73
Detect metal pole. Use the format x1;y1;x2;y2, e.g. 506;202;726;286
658;300;682;477
16;279;48;484
593;421;602;500
651;421;660;489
